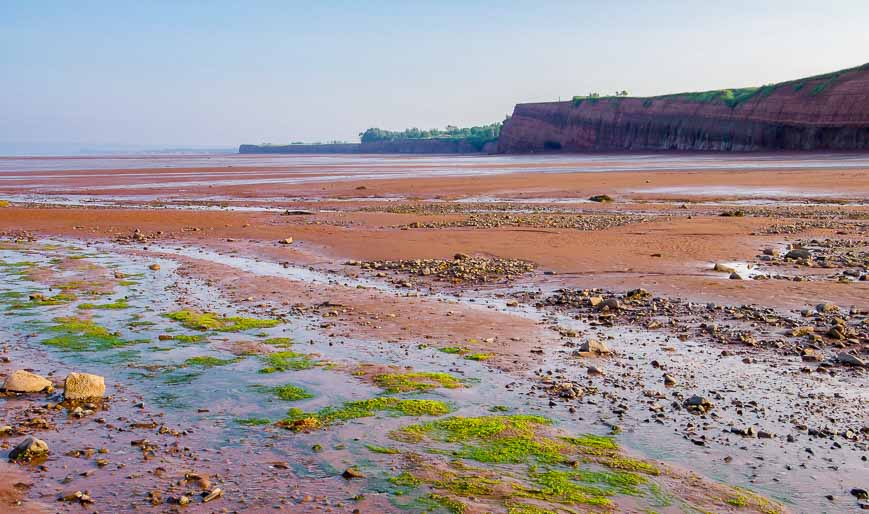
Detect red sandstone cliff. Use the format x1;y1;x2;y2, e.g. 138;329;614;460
498;63;869;152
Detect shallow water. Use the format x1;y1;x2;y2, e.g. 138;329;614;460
2;240;728;512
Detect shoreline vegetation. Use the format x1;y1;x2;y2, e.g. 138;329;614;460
239;122;503;154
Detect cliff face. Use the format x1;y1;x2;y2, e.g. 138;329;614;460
240;138;494;154
498;64;869;152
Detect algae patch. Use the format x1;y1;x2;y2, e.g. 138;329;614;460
374;371;463;393
278;397;452;432
165;309;280;332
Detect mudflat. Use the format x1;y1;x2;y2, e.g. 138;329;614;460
0;153;866;513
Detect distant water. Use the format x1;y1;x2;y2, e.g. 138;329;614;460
2;152;869;175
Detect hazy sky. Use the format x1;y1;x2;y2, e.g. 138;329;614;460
2;1;868;151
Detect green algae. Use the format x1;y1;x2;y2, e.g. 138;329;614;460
366;444;401;454
436;475;501;496
170;334;206;343
77;298;130;310
183;356;239;368
164;370;202;385
42;316;143;351
562;434;618;451
389;471;422;487
237;417;272;426
596;455;660;476
392;415;566;465
513;470;612;506
464;353;492;361
165;309;280;332
425;493;466;513
259;351;319;373
461;436;566;464
278;397;452;432
505;502;558;514
374;371;463;393
8;292;77;310
263;336;294;348
439;346;468;355
574;469;646;495
128;320;157;328
272;383;314;401
394;415;551;443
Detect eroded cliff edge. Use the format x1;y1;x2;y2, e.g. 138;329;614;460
499;63;869;152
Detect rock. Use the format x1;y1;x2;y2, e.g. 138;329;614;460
342;467;365;479
588;194;614;203
731;426;756;437
713;263;736;273
453;253;470;260
827;326;846;340
586;365;605;375
729;272;744;280
763;248;780;256
791;326;815;337
596;298;620;311
838;352;866;367
816;303;840;313
2;370;53;393
9;436;49;462
663;373;677;386
64;372;106;400
683;395;714;414
801;348;823;362
278;238;294;245
785;248;812;260
625;288;650;300
578;339;611;355
202;488;223;503
588;296;604;307
852;489;869;500
148;263;160;271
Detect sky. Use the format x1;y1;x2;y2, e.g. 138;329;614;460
2;0;868;153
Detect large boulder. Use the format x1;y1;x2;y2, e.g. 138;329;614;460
64;372;106;400
9;436;49;462
2;370;53;393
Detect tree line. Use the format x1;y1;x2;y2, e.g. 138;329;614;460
359;123;502;145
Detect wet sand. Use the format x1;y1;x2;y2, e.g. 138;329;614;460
0;154;866;513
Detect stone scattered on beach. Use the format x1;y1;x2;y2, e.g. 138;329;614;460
596;298;620;311
729;272;744;280
342;467;365;479
816;303;840;313
785;248;812;260
838;352;866;367
278;237;294;245
588;194;614;203
2;370;53;393
663;373;677;386
578;339;611;356
713;263;736;273
64;372;106;400
203;488;223;503
683;395;714;414
148;263;161;271
9;436;49;462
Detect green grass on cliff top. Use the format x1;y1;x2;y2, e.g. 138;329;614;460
572;61;869;109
